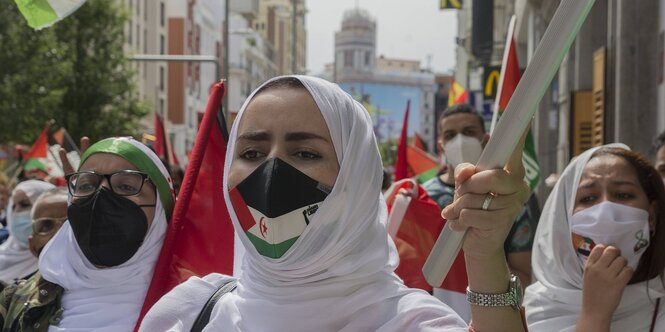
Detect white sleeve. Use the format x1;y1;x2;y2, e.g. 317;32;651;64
138;273;234;332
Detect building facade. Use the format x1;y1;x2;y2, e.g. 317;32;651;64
250;0;307;75
227;11;278;116
328;8;437;154
122;0;169;137
453;0;662;202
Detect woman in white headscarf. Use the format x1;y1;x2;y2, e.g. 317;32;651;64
524;144;665;331
140;76;529;331
0;137;176;331
0;179;55;283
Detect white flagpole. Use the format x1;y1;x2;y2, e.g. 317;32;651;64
423;0;597;287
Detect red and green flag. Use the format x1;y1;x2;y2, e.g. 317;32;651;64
490;15;541;190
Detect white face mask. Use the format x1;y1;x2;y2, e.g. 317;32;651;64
9;210;33;245
443;134;483;169
570;201;650;270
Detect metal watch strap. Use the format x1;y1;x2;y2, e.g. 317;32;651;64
466;287;514;307
466;274;521;309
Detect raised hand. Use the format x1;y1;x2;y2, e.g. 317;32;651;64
59;136;90;175
441;129;530;260
576;245;633;331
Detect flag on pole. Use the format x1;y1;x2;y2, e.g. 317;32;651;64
14;0;87;30
406;144;439;176
393;100;410;181
448;80;469;106
490;15;541;190
49;127;79;154
23;124;50;160
413;132;427;151
385;181;468;304
135;81;235;328
154;113;181;168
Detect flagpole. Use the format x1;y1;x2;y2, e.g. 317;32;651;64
489;15;517;134
62;128;80;154
423;0;597;287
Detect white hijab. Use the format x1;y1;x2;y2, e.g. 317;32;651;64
39;138;172;332
524;143;665;331
0;179;55;283
140;75;466;332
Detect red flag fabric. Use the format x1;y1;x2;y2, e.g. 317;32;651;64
385;181;467;293
136;81;234;328
23;124;50;160
498;32;521;111
406;144;439;176
153;113;180;167
413;133;426;151
394;100;410;181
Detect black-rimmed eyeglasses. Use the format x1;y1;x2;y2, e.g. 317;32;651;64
66;170;152;198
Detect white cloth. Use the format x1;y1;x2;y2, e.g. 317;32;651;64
0;180;55;283
140;75;467;331
39;138;171;332
524;143;665;331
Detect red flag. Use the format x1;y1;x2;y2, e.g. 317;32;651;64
497;28;521;112
385;181;467;293
154;113;180;167
406;144;438;176
23;124;50;160
136;81;234;328
413;133;426;151
394;100;410;181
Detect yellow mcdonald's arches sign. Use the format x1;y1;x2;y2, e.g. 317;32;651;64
440;0;463;10
483;67;501;99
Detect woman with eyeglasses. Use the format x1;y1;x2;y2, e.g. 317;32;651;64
0;137;175;331
0;179;55;285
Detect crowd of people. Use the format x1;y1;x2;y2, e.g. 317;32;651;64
0;75;663;331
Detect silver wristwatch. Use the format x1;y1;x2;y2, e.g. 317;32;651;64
466;274;522;310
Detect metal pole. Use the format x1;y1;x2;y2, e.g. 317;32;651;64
224;0;230;118
292;0;297;73
129;54;220;79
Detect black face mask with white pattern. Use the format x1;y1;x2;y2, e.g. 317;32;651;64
229;158;331;258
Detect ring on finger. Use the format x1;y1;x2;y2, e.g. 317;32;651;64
481;192;496;211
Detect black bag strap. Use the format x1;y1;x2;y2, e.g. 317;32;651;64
190;279;237;332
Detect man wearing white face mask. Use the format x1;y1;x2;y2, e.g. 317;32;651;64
422;104;539;320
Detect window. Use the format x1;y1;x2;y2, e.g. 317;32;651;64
364;52;371;66
160;2;165;27
128;19;132;44
143;29;147;53
344;50;353;68
144;0;147;20
159;66;164;91
136;24;140;48
160;34;165;54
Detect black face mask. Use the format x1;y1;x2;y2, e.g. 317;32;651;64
68;187;152;267
229;158;332;258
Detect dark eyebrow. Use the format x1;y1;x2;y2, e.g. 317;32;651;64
610;180;639;187
285;132;329;142
237;131;271;141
